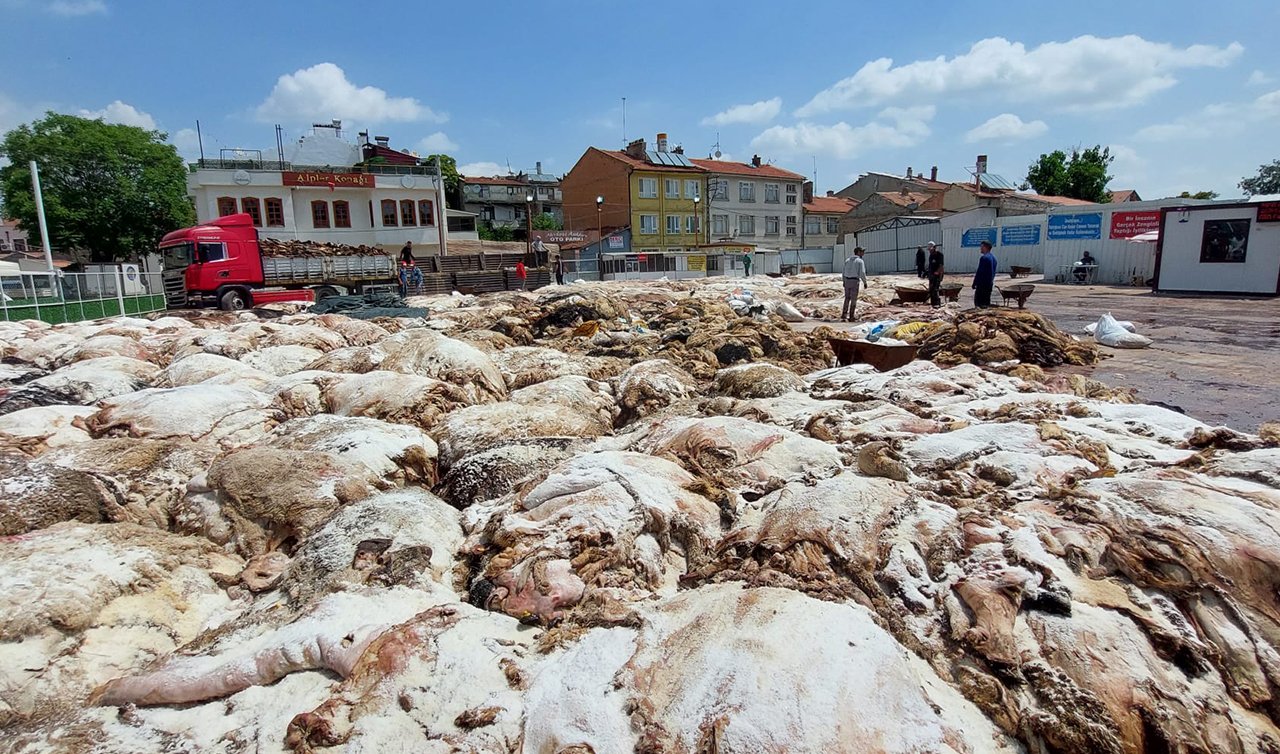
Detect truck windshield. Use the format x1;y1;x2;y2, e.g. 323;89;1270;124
161;242;194;271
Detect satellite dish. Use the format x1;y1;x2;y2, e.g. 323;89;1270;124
714;149;722;158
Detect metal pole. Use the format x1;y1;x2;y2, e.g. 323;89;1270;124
434;156;448;257
29;161;56;273
115;266;127;318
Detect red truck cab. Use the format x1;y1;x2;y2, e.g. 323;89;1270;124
159;214;312;310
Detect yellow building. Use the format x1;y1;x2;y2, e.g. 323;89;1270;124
562;134;707;274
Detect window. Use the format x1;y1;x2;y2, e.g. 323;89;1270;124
197;242;225;262
765;216;780;235
786;216;797;236
712;214;729;236
764;184;780;203
419;199;435;226
240;197;262;227
217;197;237;217
685;215;700;234
265;198;285;227
805;216;821;235
786;184;798;205
638;178;658;198
711;179;728;200
826;217;840;234
333;200;351;228
665;179;679;198
1200;218;1250;263
666;215;682;234
685;180;700;199
311;201;330;228
739;182;755;202
400;199;417;226
739;215;755;235
381;199;398;226
640;214;658;234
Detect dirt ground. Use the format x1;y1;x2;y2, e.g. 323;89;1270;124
811;277;1280;432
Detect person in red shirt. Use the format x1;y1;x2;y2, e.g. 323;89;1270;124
515;261;528;290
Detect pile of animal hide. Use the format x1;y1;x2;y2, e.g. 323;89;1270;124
2;276;1279;754
915;307;1101;367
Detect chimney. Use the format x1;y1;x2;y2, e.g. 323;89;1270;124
826;190;834;197
899;186;909;196
656;133;669;153
803;180;814;203
357;130;369;147
751;155;762;168
535;161;542;175
331;119;342;135
930;165;938;182
375;135;390;148
625;138;647;159
906;167;913;179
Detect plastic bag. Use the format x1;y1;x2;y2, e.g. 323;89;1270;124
1093;313;1151;348
1083;318;1134;335
777;302;804;322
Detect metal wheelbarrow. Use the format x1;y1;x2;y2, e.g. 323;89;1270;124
997;283;1035;308
829;337;918;372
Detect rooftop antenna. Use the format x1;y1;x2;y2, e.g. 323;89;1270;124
621;97;627;145
195;120;204;161
711;133;722;159
812;155;817;188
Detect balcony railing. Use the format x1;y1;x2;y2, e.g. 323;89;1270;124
192;158;435;176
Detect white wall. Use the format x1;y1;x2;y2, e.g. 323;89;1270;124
706;174;803;248
1157;205;1280;294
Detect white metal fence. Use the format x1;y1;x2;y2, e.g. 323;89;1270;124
0;266;168;324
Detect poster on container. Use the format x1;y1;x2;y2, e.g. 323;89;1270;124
961;227;997;247
606;235;624;249
1047;213;1103;240
1109;211;1161;239
1000;224;1041;246
686;255;706;272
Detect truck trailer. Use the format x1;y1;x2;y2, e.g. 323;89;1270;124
158;213;396;310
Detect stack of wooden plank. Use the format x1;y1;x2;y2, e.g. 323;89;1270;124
258;238;387;258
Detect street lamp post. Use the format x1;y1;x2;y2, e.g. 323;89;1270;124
688;195;700;282
525;193;534;263
596;196;603;281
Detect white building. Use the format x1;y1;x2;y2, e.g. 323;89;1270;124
1154;201;1280;295
692;156;806;250
187;123;475;256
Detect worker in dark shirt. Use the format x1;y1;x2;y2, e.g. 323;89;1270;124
926;241;945;307
399;241;414;265
973;240;997;308
915;246;927;278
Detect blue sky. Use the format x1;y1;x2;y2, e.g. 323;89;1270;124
2;0;1277;198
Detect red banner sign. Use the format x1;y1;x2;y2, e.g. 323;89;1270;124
1109;210;1160;239
1257;201;1280;223
282;171;374;188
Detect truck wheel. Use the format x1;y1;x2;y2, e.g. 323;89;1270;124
219;289;248;311
314;286;339;301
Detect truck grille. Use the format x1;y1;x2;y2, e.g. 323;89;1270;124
162;273;187;307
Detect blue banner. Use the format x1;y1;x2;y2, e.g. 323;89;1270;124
1047;213;1103;240
1000;224;1041;246
961;227;997;247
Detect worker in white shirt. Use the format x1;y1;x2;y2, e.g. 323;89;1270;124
841;247;868;322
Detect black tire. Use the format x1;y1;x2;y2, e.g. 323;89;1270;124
219;289;248;311
314;286;340;301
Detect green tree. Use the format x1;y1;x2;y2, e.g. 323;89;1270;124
1239;159;1280;196
531;212;562;231
1177;190;1219;200
1025;145;1114;203
423;153;461;207
0;113;193;262
478;221;515;242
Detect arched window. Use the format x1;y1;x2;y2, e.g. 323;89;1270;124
216;197;237;217
333;200;351;228
418;199;435;226
264;198;285;227
400;199;417;226
311;201;330;228
240;197;262;227
381;199;398;226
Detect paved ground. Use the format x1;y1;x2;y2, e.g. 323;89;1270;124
811;277;1280;432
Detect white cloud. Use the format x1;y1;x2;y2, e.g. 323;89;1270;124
751;106;934;160
76;100;157;129
701;98;782;126
797;36;1243;115
167;127;201;158
415;132;457;153
964;113;1048;143
1136;88;1280;141
48;0;105;15
1248;69;1274;86
458;161;506;177
255;63;445;124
